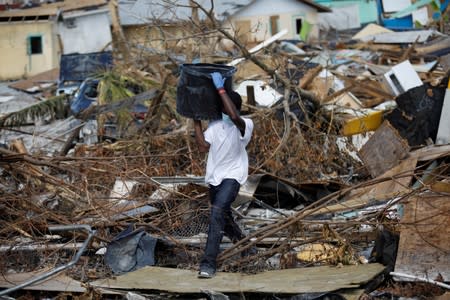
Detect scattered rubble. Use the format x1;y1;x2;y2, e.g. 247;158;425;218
0;0;449;299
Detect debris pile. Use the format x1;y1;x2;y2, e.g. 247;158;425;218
0;1;449;299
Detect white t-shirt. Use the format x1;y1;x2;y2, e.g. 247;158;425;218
204;117;253;186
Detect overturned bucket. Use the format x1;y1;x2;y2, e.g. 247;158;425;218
176;63;236;120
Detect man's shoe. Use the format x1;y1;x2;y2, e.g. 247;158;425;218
198;269;215;279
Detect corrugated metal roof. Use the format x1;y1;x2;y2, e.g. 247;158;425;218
0;0;108;17
300;0;332;13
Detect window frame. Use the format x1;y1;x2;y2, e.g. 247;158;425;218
27;35;43;55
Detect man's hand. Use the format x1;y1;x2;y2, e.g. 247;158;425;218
211;72;225;90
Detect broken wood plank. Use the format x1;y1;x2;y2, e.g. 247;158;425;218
333;73;395;101
91;264;385;294
390;272;450;289
8;68;59;93
361;96;389;108
323;85;356;104
359;121;410;178
0;271;86;293
0;242;94;252
394;192;450;282
299;65;323;89
399;36;419;62
409;144;450;161
430;181;450;193
246;85;256;107
414;36;450;56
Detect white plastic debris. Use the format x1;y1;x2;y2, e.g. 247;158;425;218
235;80;283;107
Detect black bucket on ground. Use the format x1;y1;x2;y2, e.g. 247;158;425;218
176;63;236;120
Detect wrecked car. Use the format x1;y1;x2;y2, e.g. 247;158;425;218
56;51;113;96
69;77;149;142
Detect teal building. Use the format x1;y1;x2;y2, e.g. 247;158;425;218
314;0;379;25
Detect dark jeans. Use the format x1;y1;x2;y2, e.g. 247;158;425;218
200;179;244;273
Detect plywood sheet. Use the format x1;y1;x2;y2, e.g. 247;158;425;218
394;193;450;282
91;264;385;294
0;271;86;293
9;68;59;92
359;121;410;178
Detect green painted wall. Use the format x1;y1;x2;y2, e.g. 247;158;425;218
314;0;379;24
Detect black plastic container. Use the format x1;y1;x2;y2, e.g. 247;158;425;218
176;63;236;120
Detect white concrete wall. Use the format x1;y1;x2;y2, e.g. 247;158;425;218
58;10;112;55
230;0;319;42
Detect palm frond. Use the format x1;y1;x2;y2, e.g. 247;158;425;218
97;71;136;130
0;95;68;128
94;69;169;135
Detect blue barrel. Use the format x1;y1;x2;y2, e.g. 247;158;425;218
176;63;236;120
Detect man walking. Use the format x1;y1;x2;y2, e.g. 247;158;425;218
193;72;254;278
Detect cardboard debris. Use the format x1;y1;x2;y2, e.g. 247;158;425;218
344;156;417;203
394;192;450;282
327;92;363;109
359;121;410;178
296;243;337;262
